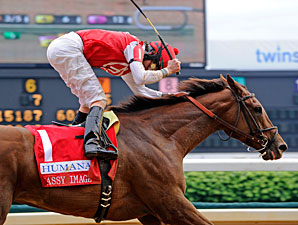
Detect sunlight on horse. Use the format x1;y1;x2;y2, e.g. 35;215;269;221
0;75;287;225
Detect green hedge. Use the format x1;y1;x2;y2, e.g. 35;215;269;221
185;171;298;202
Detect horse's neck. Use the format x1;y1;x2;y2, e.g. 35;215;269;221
147;92;231;157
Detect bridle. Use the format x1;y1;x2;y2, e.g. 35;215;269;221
227;87;278;153
176;87;278;155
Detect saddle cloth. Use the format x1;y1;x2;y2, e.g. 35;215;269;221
25;112;119;188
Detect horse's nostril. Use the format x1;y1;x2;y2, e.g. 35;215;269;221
279;144;288;152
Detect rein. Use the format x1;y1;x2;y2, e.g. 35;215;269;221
175;89;278;154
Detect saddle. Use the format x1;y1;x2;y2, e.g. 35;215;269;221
52;116;118;155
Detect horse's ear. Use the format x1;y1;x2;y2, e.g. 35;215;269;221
220;74;226;82
226;74;238;93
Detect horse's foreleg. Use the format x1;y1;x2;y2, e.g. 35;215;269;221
138;214;167;225
143;193;213;225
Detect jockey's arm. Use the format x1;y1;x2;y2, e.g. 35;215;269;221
121;71;163;98
129;61;169;85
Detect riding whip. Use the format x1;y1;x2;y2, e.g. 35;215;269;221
130;0;180;75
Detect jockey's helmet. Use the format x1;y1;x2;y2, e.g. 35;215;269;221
144;41;179;70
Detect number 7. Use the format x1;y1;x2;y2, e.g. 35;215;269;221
32;94;42;106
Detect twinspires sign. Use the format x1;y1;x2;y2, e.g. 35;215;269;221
206;40;298;71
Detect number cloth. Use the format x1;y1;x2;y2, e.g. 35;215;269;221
25;124;118;187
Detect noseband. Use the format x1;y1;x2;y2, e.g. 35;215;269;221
176;88;278;153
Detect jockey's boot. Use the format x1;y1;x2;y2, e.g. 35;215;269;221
72;111;88;125
84;106;118;160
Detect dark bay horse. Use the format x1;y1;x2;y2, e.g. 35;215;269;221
0;75;287;225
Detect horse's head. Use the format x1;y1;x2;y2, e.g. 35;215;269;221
221;75;287;160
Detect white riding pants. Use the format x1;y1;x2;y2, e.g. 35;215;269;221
47;32;106;108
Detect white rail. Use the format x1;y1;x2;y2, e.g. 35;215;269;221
183;158;298;171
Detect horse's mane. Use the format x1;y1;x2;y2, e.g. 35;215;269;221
108;78;226;113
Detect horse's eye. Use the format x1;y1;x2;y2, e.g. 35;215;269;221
254;106;262;114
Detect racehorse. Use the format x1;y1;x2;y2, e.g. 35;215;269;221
0;75;287;225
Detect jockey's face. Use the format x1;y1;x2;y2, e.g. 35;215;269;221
143;60;157;70
143;49;157;70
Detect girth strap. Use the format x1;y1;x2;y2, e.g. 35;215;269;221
94;119;116;223
94;159;113;223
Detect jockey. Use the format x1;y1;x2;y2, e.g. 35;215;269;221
47;29;180;160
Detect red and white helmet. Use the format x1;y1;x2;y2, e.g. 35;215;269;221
144;41;179;69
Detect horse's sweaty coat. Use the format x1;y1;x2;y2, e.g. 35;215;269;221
0;76;287;225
